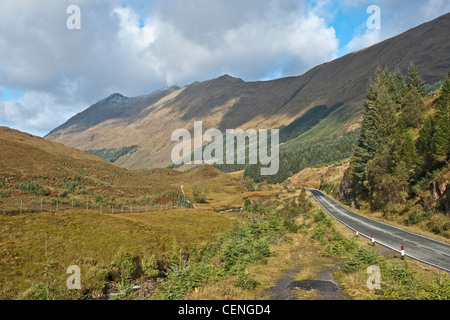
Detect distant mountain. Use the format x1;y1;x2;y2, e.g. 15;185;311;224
45;13;450;170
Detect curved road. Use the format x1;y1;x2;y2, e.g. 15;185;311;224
308;189;450;272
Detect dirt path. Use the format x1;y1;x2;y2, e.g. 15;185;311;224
267;263;346;300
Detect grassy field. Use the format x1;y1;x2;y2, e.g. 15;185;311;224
0;209;234;298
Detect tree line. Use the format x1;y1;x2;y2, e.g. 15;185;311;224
348;63;449;213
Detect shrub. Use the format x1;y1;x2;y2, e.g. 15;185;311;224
141;253;159;279
346;248;380;273
111;249;137;283
425;274;450;300
17;182;40;194
234;270;259;290
383;201;403;216
192;187;208;203
383;262;421;299
405;210;432;226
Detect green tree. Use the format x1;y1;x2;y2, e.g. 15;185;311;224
400;132;420;179
417;115;437;172
352;68;398;193
406;63;426;97
401;88;426;128
433;73;450;163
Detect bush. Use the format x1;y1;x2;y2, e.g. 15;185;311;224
111;249;137;283
405;210;432;226
384;201;403;216
192;187;208;203
17;182;41;194
346;248;380;273
141;253;159;279
85;266;110;295
234;270;259;290
425;274;450;300
383;263;421;299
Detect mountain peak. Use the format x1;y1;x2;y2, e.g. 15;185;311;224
103;93;129;104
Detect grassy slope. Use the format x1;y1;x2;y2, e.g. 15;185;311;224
0;209;233;295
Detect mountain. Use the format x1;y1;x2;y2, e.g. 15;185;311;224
45;13;450;170
0;126;181;201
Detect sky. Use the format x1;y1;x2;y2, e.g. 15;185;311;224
0;0;449;137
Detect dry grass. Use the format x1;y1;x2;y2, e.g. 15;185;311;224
0;209;233;296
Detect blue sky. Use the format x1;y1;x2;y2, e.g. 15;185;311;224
0;0;449;137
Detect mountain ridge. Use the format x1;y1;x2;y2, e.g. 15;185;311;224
45;13;450;170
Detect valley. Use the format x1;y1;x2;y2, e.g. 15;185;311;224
1;12;449;302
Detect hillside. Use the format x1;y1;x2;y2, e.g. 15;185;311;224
331;66;450;238
45;13;450;170
0;127;249;213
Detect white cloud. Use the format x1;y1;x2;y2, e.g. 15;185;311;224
1;0;448;136
342;0;450;54
0;0;342;136
0;91;77;136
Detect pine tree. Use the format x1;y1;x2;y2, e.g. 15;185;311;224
417;115;437;172
389;69;408;105
406;63;426;97
401;87;426;128
433;72;450;163
351;68;398;193
400;132;420;180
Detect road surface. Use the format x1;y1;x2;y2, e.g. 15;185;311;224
308;189;450;272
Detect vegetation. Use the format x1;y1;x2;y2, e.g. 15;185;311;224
345;65;449;219
243;129;360;184
278;103;343;143
85;145;139;163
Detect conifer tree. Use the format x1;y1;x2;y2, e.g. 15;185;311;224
400;131;420;180
417;114;437;172
401;87;426;128
406;63;426;97
352;68;398;193
432;72;450;164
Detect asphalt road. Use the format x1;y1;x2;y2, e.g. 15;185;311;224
308;189;450;272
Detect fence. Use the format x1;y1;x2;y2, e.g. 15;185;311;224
0;198;191;215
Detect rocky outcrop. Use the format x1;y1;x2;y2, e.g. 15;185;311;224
422;178;449;214
333;167;358;207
